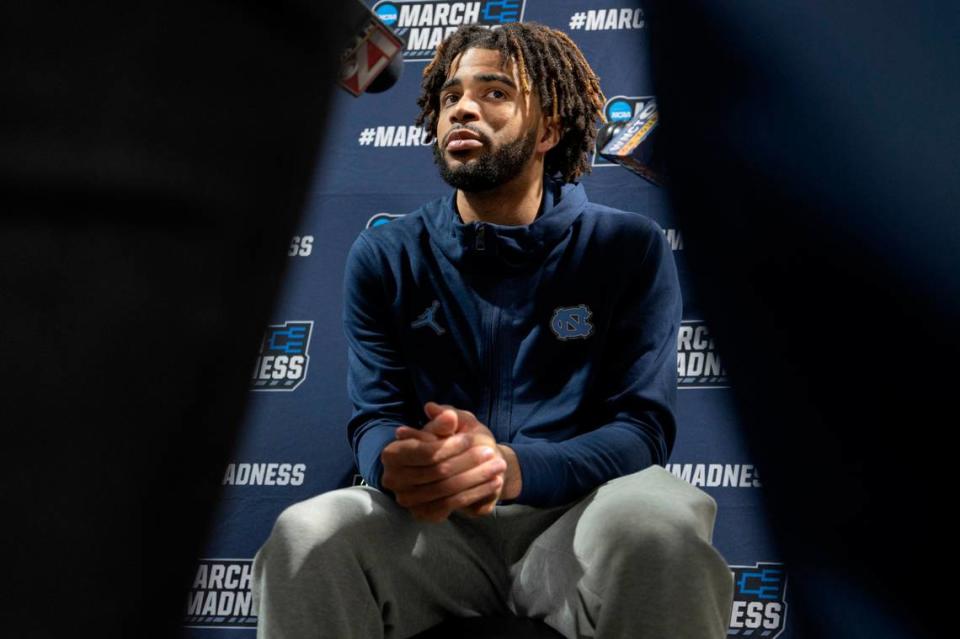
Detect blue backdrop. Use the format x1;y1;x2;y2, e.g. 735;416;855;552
185;2;792;637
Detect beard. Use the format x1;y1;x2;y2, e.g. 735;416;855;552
434;124;539;192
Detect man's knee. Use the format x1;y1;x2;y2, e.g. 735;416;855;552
597;507;706;562
252;488;398;626
609;465;718;542
266;487;387;558
578;473;720;566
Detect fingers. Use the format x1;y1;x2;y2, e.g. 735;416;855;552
423;402;480;435
381;433;471;469
423;401;444;419
386;403;502;523
381;435;477;495
410;474;504;523
395;426;438;441
422;404;458;438
389;445;501;490
395;456;506;510
459;494;498;518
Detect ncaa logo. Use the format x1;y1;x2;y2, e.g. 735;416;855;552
607;99;634;122
251;321;313;391
366;212;405;229
376;3;399;26
593;95;656;167
728;562;788;637
550;305;594;340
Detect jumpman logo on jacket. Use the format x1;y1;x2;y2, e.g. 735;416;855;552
411;300;446;335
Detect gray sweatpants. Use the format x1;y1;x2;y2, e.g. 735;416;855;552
252;465;734;639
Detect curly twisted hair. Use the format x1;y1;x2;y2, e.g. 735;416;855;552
415;23;607;183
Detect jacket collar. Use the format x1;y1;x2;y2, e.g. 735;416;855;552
426;175;587;270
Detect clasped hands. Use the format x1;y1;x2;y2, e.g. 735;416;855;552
380;401;520;523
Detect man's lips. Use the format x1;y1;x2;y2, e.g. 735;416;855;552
445;129;484;152
447;138;483;151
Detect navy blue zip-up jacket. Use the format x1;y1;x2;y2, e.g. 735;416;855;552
343;176;681;508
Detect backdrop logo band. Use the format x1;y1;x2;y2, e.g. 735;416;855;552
677;319;728;388
288;235;314;257
357;124;432;147
223;463;307;486
728;562;788;637
663;227;684;251
568;8;645;31
665;463;762;488
251;321;313;391
184;559;256;628
372;0;527;61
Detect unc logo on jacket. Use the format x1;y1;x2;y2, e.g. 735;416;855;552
550;304;595;340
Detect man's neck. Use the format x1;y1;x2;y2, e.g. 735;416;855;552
456;168;544;227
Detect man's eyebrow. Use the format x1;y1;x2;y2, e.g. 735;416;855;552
474;73;517;88
440;77;462;92
439;73;518;93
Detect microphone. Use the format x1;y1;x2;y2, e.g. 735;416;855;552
339;0;405;96
596;99;665;186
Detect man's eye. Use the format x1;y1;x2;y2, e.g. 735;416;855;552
441;94;459;106
488;89;506;99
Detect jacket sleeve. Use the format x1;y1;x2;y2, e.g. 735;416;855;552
342;233;418;495
507;225;682;507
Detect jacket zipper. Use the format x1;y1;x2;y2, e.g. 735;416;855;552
475;222;503;436
475;222;486;252
487;295;502;436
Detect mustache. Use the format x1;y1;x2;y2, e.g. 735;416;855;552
441;125;489;147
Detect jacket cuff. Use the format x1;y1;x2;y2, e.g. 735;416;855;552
505;441;566;507
356;423;397;496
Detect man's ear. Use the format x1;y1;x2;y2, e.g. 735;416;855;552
537;116;562;154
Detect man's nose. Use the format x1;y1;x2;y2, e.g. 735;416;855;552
449;94;480;124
